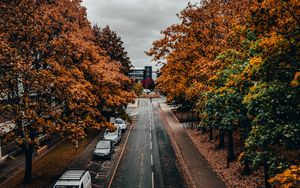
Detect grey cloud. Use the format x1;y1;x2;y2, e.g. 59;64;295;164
82;0;199;69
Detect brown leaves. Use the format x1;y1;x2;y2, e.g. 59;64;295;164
148;0;250;105
0;0;135;149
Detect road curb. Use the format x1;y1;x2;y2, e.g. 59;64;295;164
158;102;196;188
81;132;101;169
107;117;136;188
170;108;180;123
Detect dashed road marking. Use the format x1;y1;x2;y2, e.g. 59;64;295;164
150;126;152;131
150;133;152;140
150;141;152;150
150;154;153;166
152;172;155;188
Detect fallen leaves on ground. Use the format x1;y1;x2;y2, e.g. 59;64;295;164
186;129;264;188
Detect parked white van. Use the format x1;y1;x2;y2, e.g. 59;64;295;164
53;170;91;188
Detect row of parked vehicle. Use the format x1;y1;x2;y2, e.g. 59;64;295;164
53;118;128;188
93;117;128;159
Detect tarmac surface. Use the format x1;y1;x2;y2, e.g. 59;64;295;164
111;98;186;188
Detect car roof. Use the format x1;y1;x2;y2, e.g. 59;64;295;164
96;140;111;147
59;170;85;181
115;118;125;123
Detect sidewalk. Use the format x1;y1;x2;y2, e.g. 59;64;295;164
159;102;226;188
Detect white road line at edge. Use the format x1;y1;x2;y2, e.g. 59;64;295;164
152;172;154;188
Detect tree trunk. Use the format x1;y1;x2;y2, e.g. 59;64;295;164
219;128;224;148
227;129;234;161
209;126;213;140
264;160;271;188
22;143;33;184
242;158;251;175
226;129;234;167
201;126;206;133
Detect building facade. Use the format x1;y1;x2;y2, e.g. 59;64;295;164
128;66;153;82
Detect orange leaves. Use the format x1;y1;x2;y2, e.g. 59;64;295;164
249;57;263;66
1;0;135;151
148;0;251;106
269;165;300;188
259;33;289;56
291;72;300;87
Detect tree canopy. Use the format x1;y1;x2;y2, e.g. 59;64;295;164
0;0;135;183
148;0;300;187
92;25;132;75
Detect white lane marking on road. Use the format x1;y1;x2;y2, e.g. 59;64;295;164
151;154;153;166
149;121;152;125
150;126;152;131
150;141;152;150
152;172;155;188
150;132;152;140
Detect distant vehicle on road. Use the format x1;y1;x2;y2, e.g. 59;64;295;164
53;169;91;188
104;126;122;145
115;118;128;132
143;89;151;94
93;140;114;160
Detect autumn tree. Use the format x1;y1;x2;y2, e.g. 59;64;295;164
92;25;132;75
1;0;135;184
240;1;300;186
148;0;250;110
149;0;299;186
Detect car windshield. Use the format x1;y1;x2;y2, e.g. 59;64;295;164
96;141;110;149
105;130;118;136
115;119;124;124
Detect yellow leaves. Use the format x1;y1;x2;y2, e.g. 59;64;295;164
249;56;263;66
269;165;300;188
291;72;300;87
241;55;264;80
259;32;288;56
215;86;227;94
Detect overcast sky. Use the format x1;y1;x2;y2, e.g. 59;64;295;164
82;0;198;70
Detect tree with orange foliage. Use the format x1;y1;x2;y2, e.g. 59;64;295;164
92;25;132;75
149;0;299;187
148;0;250;109
0;0;135;184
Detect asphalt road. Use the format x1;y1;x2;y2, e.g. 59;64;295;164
111;98;186;188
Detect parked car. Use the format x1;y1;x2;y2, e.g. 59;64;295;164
104;126;122;145
93;140;114;160
115;118;128;132
143;89;151;94
53;170;91;188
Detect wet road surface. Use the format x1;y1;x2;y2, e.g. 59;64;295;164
111;98;186;188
